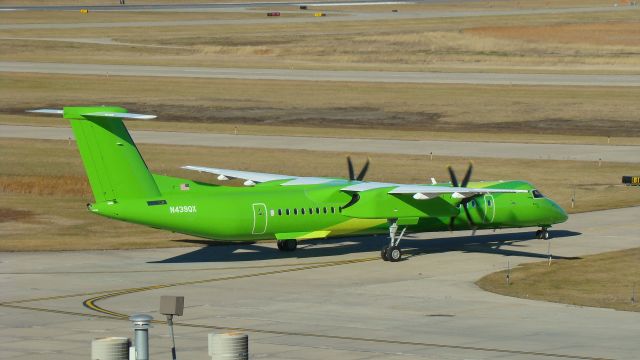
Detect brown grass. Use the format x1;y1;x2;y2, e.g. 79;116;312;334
0;0;611;8
1;137;639;251
3;73;640;139
0;10;272;24
477;248;640;312
0;207;34;222
0;175;90;196
1;8;640;73
468;21;640;47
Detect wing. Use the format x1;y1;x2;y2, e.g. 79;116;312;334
181;165;339;186
182;165;526;219
341;182;526;200
337;181;526;219
183;165;524;196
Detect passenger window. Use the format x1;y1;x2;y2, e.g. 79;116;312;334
270;209;275;217
487;199;492;207
286;209;290;216
294;208;298;215
309;208;313;214
316;207;320;214
330;207;335;214
278;209;282;216
532;189;545;199
301;208;305;215
323;207;327;214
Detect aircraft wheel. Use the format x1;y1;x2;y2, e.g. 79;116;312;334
541;230;550;240
284;239;297;251
381;246;389;261
386;246;402;262
535;230;542;239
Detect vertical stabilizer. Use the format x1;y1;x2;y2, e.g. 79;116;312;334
64;106;161;203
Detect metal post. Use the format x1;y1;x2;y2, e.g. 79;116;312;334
167;315;177;360
129;314;153;360
547;239;552;266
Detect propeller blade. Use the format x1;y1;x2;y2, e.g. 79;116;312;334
447;166;459;188
356;158;370;181
347;156;355;181
461;162;473;187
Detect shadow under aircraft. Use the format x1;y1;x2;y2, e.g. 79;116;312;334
153;229;581;264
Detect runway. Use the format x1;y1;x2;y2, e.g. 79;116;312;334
1;206;639;359
2;124;639;162
3;61;640;87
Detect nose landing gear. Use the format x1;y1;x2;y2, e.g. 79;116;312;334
535;227;550;240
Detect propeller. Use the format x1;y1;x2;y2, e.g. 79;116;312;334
447;163;478;234
341;156;370;211
347;156;370;181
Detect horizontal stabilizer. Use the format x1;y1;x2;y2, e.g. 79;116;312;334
27;109;63;114
83;111;156;120
27;108;156;120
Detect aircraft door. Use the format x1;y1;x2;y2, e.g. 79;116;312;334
252;203;268;235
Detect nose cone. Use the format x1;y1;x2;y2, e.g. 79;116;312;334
548;199;568;224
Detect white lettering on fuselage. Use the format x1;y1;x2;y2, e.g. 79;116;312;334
169;205;197;214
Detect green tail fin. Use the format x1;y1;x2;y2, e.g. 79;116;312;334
64;106;161;202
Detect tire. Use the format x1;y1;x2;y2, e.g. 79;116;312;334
535;230;542;239
285;239;297;251
277;241;285;251
542;231;550;240
387;246;402;262
381;246;389;261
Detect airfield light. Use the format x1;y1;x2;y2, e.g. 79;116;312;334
160;295;184;360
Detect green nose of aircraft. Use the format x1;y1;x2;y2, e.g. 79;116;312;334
545;198;569;225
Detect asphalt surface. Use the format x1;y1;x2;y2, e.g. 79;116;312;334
0;6;636;29
3;61;640;87
2;124;638;163
1;206;639;359
0;0;423;11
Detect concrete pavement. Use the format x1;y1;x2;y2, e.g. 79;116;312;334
1;206;639;359
2;124;639;163
3;61;640;86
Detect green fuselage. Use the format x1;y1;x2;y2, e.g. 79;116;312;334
90;174;568;242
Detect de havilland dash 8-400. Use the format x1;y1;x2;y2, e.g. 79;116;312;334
31;106;568;262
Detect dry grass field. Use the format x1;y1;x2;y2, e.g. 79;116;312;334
1;137;639;251
0;10;273;24
1;7;639;73
0;0;613;7
477;248;640;312
3;73;640;140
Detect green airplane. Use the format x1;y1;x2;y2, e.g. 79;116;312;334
31;106;568;262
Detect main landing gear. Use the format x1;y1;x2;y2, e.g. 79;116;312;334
277;239;297;252
535;227;550;240
381;220;407;262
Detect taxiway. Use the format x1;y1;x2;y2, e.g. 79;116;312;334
1;124;639;163
1;206;639;359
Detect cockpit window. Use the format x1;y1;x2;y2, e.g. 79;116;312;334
532;189;545;199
